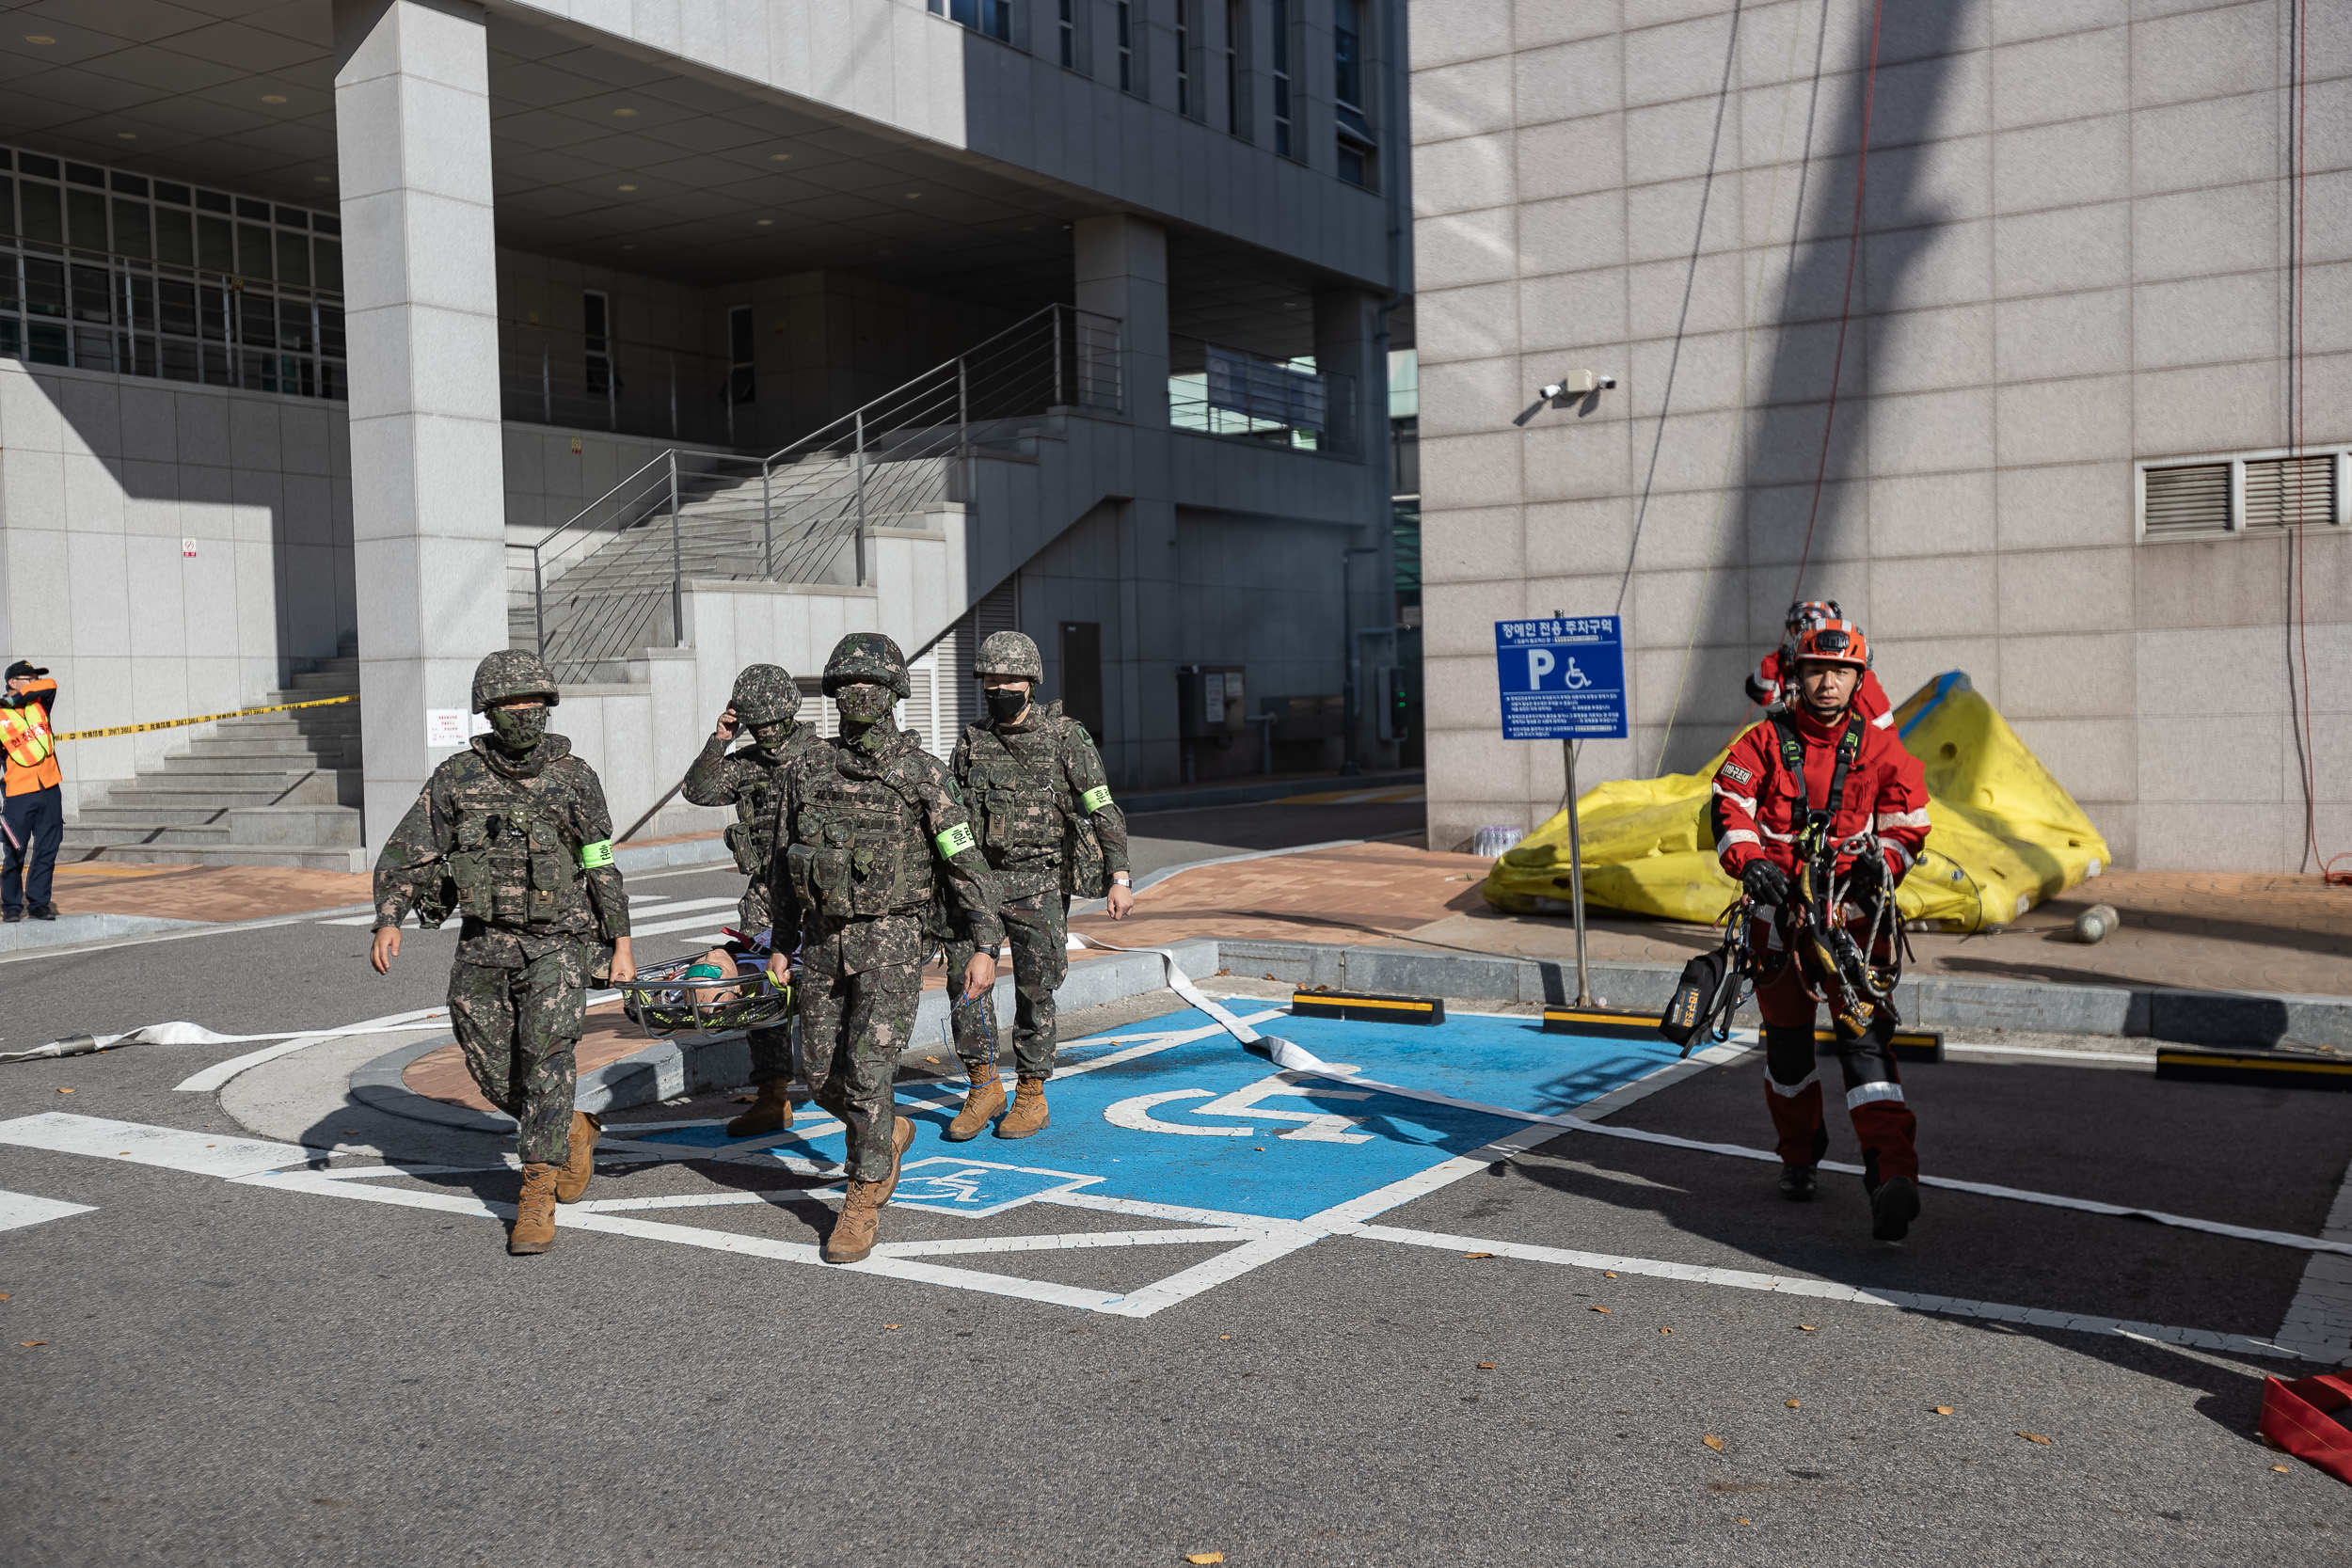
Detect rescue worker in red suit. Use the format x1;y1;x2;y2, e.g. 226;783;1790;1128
1746;600;1893;730
1711;621;1931;1242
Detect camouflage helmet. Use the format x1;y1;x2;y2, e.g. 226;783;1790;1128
821;632;911;700
973;629;1043;681
729;663;801;726
470;649;560;714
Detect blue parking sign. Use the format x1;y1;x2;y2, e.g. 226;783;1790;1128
1495;617;1628;740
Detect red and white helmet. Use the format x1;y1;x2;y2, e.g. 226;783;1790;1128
1792;619;1870;670
1783;599;1842;637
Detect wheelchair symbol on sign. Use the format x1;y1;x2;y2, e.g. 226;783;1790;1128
1525;649;1593;690
1104;1067;1376;1144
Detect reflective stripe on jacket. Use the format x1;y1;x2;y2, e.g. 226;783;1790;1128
1711;703;1930;880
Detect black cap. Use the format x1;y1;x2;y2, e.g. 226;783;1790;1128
5;661;49;681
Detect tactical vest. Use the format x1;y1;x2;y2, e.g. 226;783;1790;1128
723;771;779;879
965;721;1074;863
783;757;930;921
445;800;583;928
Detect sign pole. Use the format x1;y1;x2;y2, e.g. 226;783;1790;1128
1563;737;1591;1006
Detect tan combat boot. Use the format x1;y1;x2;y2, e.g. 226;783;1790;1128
944;1062;1007;1142
996;1077;1050;1139
509;1164;560;1255
554;1111;602;1203
825;1115;915;1264
725;1079;796;1137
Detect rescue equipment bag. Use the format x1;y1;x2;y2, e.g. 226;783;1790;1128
1659;946;1738;1053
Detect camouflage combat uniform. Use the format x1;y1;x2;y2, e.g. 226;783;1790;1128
373;733;629;1166
769;639;1004;1182
680;663;822;1085
945;699;1130;1081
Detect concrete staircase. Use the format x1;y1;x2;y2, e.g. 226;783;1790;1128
63;648;367;870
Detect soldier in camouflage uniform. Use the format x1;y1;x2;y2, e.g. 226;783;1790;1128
763;632;1004;1264
680;662;823;1136
370;651;634;1257
942;630;1133;1141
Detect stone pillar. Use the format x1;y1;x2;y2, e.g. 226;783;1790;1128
1073;216;1180;786
332;0;507;856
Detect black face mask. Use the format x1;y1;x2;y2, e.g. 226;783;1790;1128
486;705;548;754
746;719;792;755
986;689;1029;723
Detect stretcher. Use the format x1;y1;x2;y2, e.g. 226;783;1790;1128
617;929;793;1037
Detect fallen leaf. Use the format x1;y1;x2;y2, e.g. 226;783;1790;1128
1603;1270;1617;1278
1477;1363;1495;1370
1797;1324;1818;1332
2018;1432;2051;1445
19;1340;45;1347
2272;1465;2291;1474
1219;1335;1232;1340
924;1055;940;1063
1463;1251;1494;1259
117;1151;129;1156
1253;1147;1265;1152
1702;1434;1725;1452
1186;1555;1224;1565
0;1293;9;1301
883;1324;901;1331
55;1087;72;1094
1589;1306;1611;1314
1660;1327;1673;1335
1786;1400;1802;1409
1932;1406;1953;1417
1736;1517;1751;1525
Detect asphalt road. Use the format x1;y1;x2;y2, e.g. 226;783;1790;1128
2;821;2347;1564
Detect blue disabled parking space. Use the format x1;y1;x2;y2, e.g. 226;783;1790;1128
629;1006;1684;1225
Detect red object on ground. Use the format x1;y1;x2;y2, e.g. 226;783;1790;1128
2261;1372;2352;1484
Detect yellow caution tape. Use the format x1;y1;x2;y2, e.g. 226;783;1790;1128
54;693;357;743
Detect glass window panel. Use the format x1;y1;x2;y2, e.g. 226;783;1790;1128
158;277;198;338
17;153;57;180
312;213;340;236
318;302;344;358
235;197;269;220
112;172;149;197
239;290;274;346
154;181;190;206
312;239;341;293
199;216;233;273
113;198;151;259
276;230;310;286
236;223;275;279
24;258;64;318
154;207;193;266
199;281;229;341
0;249;16;314
28;321;68;364
73;326;116;371
132;335;157;378
0;319;16;359
126;274;153;332
280;296;314;353
273;206;308;228
66;163;104;187
71;263;112;324
66;188;105;250
202;343;230;383
161;337;200;383
19;181;59;245
195;189;230;214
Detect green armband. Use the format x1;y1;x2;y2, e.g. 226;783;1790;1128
579;839;615;869
1080;785;1113;814
934;821;977;859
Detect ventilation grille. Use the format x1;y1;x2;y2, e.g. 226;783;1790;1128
2243;453;2336;529
2141;463;2232;539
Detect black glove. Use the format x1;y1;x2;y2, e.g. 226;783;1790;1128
1741;860;1789;906
1845;849;1888;900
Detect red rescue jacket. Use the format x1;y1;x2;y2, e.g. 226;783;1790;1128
1749;648;1893;729
1711;703;1931;883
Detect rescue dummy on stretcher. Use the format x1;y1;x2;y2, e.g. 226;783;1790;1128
619;927;794;1037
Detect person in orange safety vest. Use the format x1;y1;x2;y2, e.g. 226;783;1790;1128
2;659;62;923
1710;621;1931;1243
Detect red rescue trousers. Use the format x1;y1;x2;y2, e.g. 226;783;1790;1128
1751;914;1919;1186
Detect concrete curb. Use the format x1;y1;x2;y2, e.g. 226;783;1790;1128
0;911;211;952
348;938;1222;1132
1214;938;2352;1051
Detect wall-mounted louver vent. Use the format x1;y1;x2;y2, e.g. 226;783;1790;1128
2243;453;2337;529
2139;462;2231;539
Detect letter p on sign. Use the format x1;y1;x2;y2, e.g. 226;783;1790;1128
1527;648;1556;687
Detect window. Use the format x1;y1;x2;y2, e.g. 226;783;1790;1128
0;141;345;399
1118;2;1136;94
928;0;1010;42
1060;0;1077;68
727;304;755;406
2137;448;2350;541
1176;0;1194;118
1269;0;1292;156
1226;0;1245;135
583;290;612;399
1334;0;1375;185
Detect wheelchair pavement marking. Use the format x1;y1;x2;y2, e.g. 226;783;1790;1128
0;1189;97;1233
0;1113;326;1178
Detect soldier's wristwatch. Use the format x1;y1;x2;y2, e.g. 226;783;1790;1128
1111;874;1131;886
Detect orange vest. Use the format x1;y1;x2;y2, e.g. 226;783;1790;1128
1;685;58;795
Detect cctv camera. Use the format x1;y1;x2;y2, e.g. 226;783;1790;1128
1540;382;1568;402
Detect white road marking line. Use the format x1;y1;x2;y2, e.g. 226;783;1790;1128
317;913;386;927
1049;1010;1288;1081
0;1189;97;1232
1945;1042;2156;1065
627;908;755;940
1343;1222;2297;1360
0;1114;325;1178
1044;1191;1314;1230
871;1228;1261;1259
2277;1151;2352;1360
1100;1234;1329;1318
575;1190;829;1214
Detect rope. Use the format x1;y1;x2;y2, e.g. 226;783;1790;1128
1789;0;1889;600
1652;0;1820;772
53;693;356;743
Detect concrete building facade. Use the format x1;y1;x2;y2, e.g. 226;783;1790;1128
1413;0;2348;873
0;0;1412;866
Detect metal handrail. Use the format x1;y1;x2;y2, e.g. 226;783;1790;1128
508;303;1123;681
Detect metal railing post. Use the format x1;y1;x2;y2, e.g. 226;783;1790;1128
668;450;685;647
532;548;546;657
760;461;773;579
852;410;867;586
958;353;970;453
1053;305;1064;407
540;342;550;424
668;353;678;440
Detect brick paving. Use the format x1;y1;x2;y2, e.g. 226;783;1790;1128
46;863;373;922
